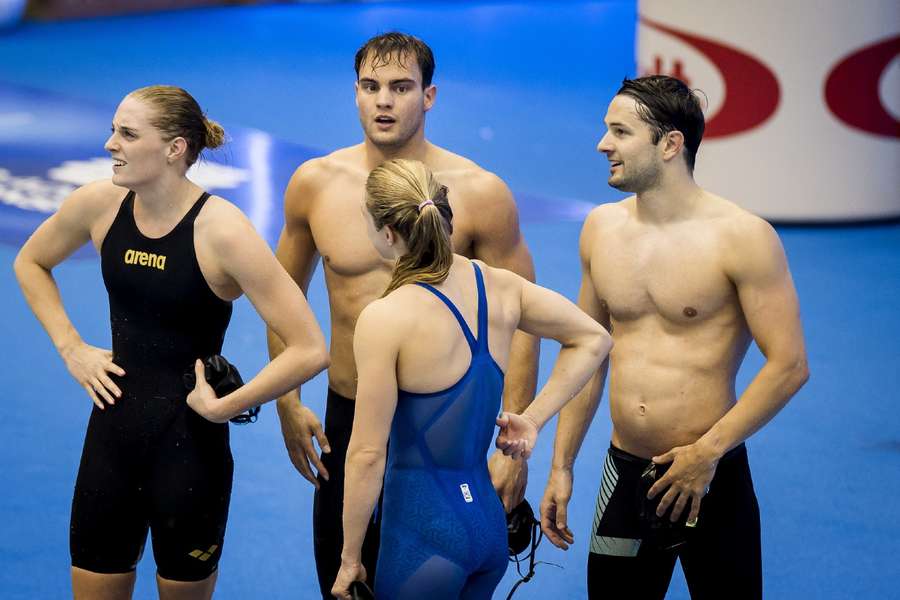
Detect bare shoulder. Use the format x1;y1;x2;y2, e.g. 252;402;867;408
356;293;413;344
471;258;523;294
709;195;780;247
427;144;480;171
195;194;260;254
580;198;632;252
68;178;127;211
427;146;508;201
583;198;632;231
283;156;330;215
708;195;785;276
310;145;368;181
56;179;128;227
284;145;367;217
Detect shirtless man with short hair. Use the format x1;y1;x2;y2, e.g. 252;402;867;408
540;75;809;599
265;32;538;599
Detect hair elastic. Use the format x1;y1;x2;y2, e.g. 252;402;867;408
417;199;434;212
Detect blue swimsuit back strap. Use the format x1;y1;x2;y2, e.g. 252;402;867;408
472;263;488;349
413;262;487;353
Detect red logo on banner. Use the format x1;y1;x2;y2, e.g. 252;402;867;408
640;17;780;138
824;35;900;139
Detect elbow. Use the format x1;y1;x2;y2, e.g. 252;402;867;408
347;445;386;470
582;325;614;366
599;326;614;358
791;356;810;391
13;251;47;289
282;340;330;383
12;251;28;283
774;353;809;395
593;323;614;359
309;343;330;375
306;344;330;378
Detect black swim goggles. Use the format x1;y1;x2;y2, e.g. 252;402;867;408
183;354;260;425
505;498;561;599
349;581;375;600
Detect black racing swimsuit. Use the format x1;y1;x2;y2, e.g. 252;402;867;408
586;443;762;600
70;190;234;582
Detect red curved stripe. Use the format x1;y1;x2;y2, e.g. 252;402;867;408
641;17;780;138
825;34;900;139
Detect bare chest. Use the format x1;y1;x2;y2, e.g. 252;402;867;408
309;195;390;278
309;199;476;278
590;231;736;324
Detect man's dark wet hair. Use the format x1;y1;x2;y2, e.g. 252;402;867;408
617;75;705;173
355;32;436;88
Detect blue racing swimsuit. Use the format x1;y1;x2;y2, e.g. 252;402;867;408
375;263;508;599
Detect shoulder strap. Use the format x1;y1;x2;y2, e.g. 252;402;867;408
118;189;137;226
472;262;488;350
183;191;211;223
100;190;136;253
414;282;478;352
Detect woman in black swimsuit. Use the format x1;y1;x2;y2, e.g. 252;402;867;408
14;85;328;600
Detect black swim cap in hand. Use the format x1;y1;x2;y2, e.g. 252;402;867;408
183;355;259;425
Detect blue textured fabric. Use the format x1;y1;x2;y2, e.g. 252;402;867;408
375;264;508;599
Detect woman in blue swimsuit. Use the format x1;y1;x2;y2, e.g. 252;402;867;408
332;159;613;599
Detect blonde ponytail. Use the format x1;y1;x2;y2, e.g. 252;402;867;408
364;159;453;296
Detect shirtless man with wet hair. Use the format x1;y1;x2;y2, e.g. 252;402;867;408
266;32;538;599
540;75;809;600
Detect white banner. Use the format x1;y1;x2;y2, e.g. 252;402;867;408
638;0;900;221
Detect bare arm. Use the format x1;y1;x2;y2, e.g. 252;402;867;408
266;164;331;486
471;174;540;510
471;173;539;414
267;164;322;399
540;210;611;549
187;203;328;422
648;216;809;526
549;212;612;472
508;274;612;433
333;301;401;597
13;181;126;408
699;218;809;455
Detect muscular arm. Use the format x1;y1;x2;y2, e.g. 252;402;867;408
471;174;540;509
549;212;612;472
495;269;612;460
263;164;333;486
541;209;612;549
512;272;613;430
648;217;810;525
267;164;322;409
698;218;809;457
471;173;538;413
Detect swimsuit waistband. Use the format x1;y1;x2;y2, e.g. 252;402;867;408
608;441;746;467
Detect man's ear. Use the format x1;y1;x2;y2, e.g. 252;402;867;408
423;84;437;112
661;130;685;163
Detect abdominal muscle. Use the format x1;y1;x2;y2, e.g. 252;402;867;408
607;318;750;458
323;266;392;399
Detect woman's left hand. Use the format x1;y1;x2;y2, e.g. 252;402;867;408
495;411;539;460
186;359;228;423
331;560;367;599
